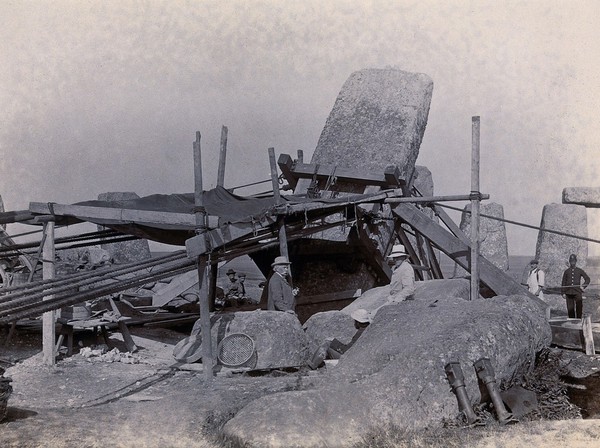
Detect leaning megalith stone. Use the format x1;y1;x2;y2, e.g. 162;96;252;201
311;67;433;183
222;294;550;447
454;202;509;276
192;310;309;370
536;203;587;290
563;187;600;208
97;192;152;263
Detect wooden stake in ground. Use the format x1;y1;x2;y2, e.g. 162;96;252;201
582;315;595;355
193;131;214;382
470;116;481;301
42;220;56;365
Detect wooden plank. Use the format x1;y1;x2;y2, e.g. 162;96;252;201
583;315;595;355
392;203;540;301
277;153;405;188
29;202;219;228
217;125;228;187
470;116;481;301
297;289;362;305
550;319;600;352
152;270;199;307
42;221;56;366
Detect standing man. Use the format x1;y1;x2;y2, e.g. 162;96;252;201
267;256;298;313
561;254;590;319
387;244;416;303
527;259;545;299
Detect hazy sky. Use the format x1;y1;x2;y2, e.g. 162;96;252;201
1;0;599;255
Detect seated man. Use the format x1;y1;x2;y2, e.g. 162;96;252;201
308;309;370;369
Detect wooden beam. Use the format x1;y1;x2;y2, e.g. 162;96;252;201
0;210;35;224
192;131;214;382
217;125;228;187
297;289;362;305
42;221;56;366
277;153;405;188
392;203;542;302
583;315;595;355
395;225;424;281
29;202;219;228
470;116;481;301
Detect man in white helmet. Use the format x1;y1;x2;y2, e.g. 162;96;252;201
387;244;416;303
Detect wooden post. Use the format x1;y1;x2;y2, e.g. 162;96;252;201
217;125;228;187
268;147;281;204
297;149;304;164
582;315;595;355
193;131;214;382
42;220;56;365
470;116;481;301
269;147;290;274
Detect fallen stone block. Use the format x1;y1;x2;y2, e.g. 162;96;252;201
222;294;550;447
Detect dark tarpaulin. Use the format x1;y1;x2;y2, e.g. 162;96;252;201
45;186;381;246
64;187;281;246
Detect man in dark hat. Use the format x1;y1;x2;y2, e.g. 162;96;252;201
267;256;298;312
223;268;240;303
561;254;590;318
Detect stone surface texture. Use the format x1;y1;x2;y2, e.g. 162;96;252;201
562;187;600;207
302;310;357;355
535;203;588;289
192;310;309;370
311;68;433;181
97;192;152;263
454;202;509;276
222;294;551;447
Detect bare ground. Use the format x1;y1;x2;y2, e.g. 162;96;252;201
2;324;600;448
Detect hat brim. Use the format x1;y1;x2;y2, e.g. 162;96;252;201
387;252;408;259
271;262;292;267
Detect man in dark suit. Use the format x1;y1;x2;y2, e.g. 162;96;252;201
561;254;591;319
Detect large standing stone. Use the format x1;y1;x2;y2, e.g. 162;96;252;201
222;294;550;447
454;202;509;276
97;192;152;263
311;68;433;181
536;203;588;289
563;187;600;208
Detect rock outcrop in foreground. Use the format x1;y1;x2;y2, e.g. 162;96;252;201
222;285;551;447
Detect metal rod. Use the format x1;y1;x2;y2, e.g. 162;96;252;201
436;202;600;246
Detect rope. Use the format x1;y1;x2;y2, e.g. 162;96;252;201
435;203;600;246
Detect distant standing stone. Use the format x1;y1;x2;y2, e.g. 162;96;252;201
536;203;587;289
455;202;509;275
562;187;600;208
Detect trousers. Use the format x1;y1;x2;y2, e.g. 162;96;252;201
565;293;583;319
